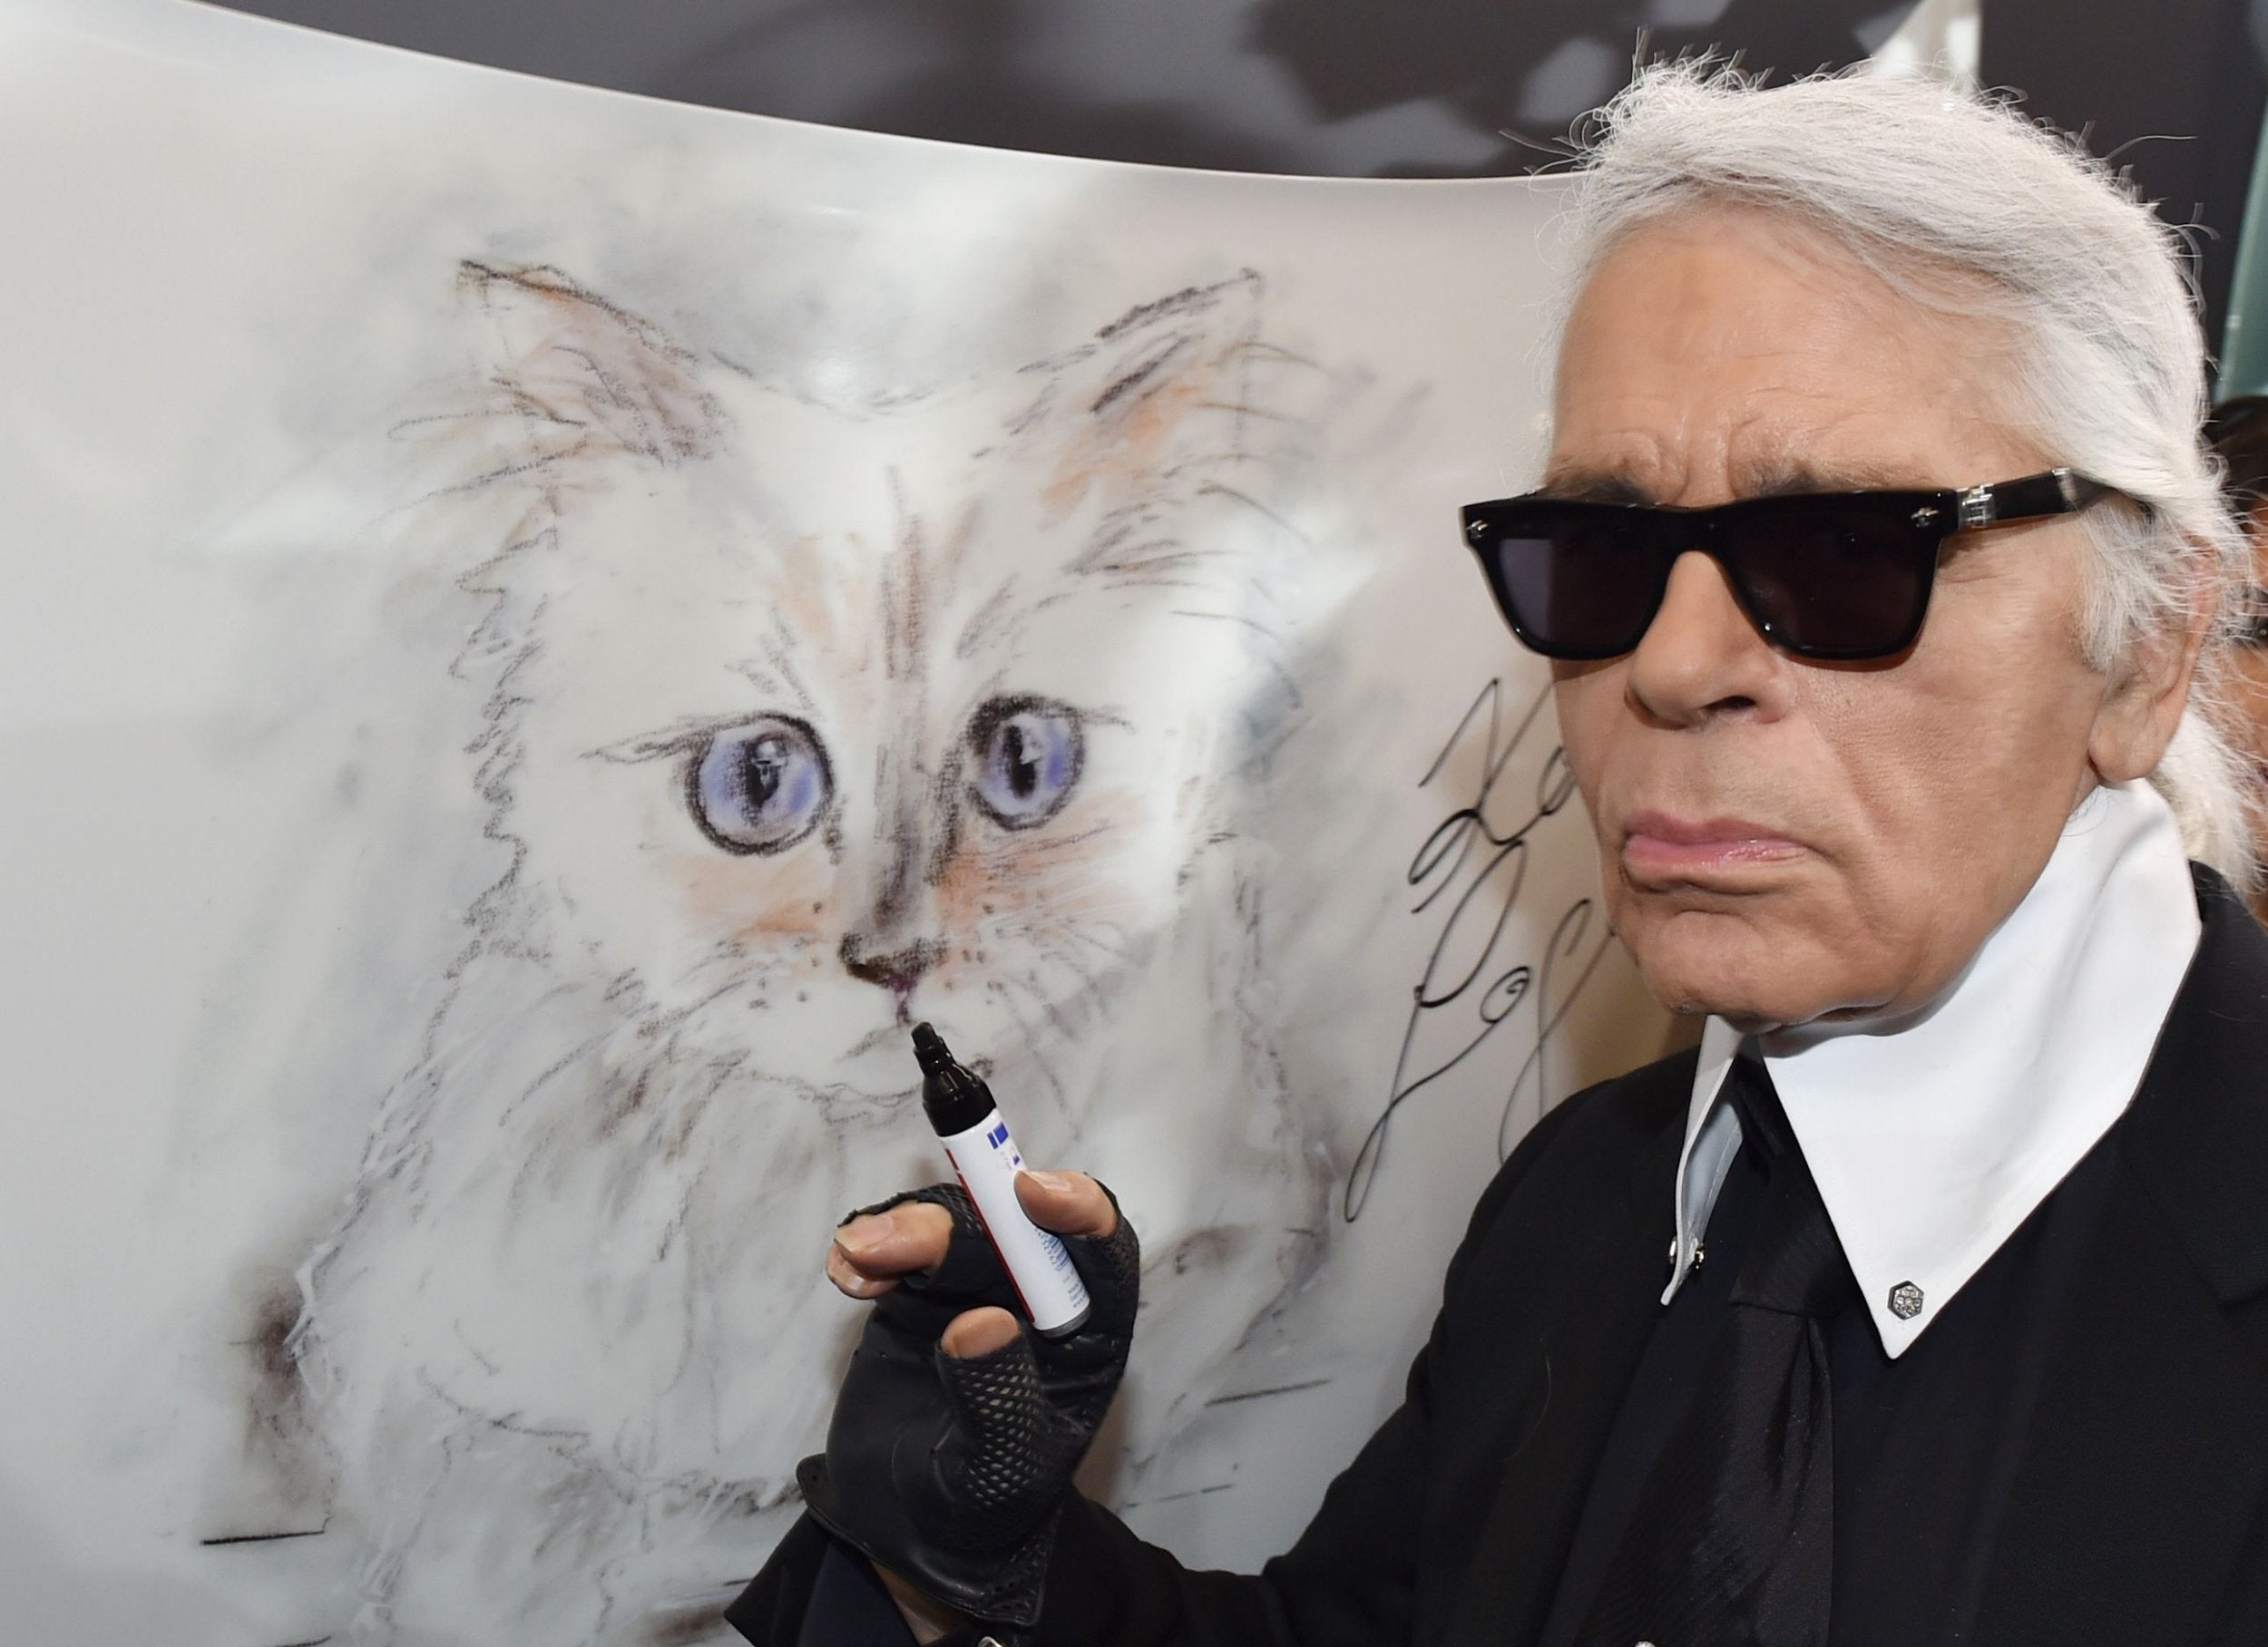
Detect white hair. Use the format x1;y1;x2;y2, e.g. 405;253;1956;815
1550;61;2258;887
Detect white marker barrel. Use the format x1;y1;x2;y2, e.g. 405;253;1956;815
938;1108;1091;1337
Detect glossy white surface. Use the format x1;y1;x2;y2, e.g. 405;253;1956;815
0;1;1668;1640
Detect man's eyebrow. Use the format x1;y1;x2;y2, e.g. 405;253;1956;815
1735;457;1933;497
1535;467;1657;505
1536;457;1941;506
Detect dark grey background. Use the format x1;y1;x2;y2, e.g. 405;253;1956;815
208;0;2267;346
204;0;1922;175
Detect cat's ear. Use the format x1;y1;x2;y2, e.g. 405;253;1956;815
1007;268;1325;544
459;261;722;463
1019;270;1279;519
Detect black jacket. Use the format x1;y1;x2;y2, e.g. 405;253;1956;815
733;868;2268;1645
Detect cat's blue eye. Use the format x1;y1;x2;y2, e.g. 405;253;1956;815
967;697;1083;831
689;716;832;854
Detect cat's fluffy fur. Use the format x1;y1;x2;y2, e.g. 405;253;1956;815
277;264;1340;1642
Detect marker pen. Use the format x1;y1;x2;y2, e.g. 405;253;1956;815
912;1021;1092;1337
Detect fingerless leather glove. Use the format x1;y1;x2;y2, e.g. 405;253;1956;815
797;1182;1141;1634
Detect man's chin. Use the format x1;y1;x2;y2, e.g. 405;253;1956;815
1625;914;1849;1034
1639;968;1879;1037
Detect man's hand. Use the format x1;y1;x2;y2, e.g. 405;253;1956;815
803;1169;1139;1636
827;1168;1119;1310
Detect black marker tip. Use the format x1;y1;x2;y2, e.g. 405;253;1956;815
910;1021;953;1075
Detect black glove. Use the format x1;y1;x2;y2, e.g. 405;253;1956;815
797;1181;1141;1633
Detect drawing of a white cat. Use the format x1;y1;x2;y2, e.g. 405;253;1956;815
273;261;1344;1643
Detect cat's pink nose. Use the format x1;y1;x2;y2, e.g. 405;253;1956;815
839;935;942;1018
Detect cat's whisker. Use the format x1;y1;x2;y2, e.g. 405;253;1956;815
1191;480;1313;544
1064;922;1139;965
972;822;1118;864
1038;948;1119;1034
1024;937;1100;994
1190;398;1305;425
679;950;795;999
1010;921;1141;1019
982;975;1076;1128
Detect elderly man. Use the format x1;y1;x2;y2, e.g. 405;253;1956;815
729;65;2268;1647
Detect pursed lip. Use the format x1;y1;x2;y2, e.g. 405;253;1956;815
1619;809;1808;884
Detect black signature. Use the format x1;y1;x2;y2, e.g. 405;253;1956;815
1343;677;1617;1221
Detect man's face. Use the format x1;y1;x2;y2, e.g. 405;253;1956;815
1549;207;2160;1033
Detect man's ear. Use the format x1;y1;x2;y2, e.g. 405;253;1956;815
2089;544;2216;783
459;261;722;464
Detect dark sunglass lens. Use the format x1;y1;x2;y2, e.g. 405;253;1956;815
1732;506;1933;658
1485;511;1663;657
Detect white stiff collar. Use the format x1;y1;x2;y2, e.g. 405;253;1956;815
1663;780;2202;1357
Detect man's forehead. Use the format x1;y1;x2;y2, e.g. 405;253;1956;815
1545;209;2033;504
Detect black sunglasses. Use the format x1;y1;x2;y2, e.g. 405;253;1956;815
1461;468;2116;662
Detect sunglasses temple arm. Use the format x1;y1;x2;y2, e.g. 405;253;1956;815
1962;468;2114;527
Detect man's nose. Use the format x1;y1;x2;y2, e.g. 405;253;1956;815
1623;551;1794;726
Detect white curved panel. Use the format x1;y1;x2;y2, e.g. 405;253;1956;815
0;2;1673;1641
